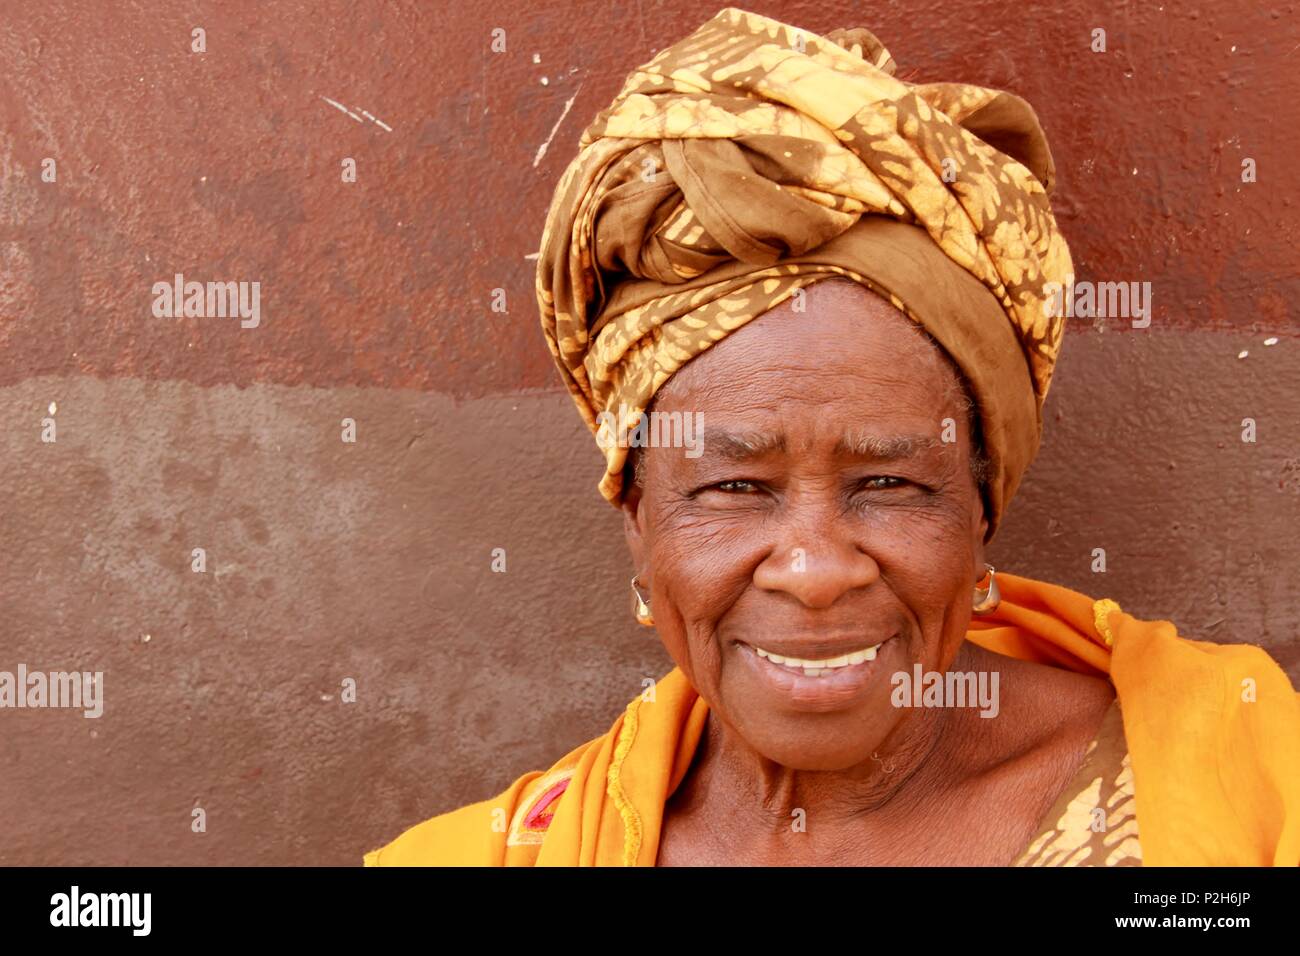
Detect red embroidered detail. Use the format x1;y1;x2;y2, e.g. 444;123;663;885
522;778;570;831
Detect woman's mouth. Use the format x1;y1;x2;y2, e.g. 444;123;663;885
735;637;898;712
751;642;881;677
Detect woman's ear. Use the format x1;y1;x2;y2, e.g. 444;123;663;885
970;483;989;573
622;476;647;571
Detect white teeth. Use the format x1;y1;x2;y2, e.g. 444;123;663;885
754;643;882;671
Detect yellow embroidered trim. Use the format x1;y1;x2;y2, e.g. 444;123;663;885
606;696;644;866
1093;598;1122;647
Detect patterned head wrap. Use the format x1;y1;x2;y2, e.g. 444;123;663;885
536;7;1073;537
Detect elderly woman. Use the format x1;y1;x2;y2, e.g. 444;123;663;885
367;8;1300;866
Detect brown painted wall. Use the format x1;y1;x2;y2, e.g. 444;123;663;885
0;1;1295;865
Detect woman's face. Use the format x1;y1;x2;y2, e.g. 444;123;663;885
623;280;988;771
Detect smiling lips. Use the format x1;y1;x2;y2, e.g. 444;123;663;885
748;641;884;677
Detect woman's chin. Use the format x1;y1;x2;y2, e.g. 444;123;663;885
715;640;912;770
738;730;890;773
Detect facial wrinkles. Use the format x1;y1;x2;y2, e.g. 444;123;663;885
630;281;987;835
679;565;975;833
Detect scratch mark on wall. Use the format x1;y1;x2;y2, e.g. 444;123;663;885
320;95;393;132
532;86;581;168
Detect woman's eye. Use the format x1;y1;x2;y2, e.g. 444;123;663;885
713;479;759;493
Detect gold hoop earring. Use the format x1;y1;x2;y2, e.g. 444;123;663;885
972;564;1000;615
630;575;655;627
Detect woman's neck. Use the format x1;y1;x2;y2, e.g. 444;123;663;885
661;671;973;864
657;643;1118;866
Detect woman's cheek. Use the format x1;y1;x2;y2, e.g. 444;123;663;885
643;523;753;688
651;508;764;590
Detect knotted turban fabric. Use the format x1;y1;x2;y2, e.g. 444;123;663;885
536;7;1074;537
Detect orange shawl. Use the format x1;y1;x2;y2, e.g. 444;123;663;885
365;574;1300;866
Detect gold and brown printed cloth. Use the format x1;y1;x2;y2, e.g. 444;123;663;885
536;7;1075;536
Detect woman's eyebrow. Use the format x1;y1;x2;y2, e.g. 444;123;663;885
700;428;788;461
833;431;944;459
696;428;943;461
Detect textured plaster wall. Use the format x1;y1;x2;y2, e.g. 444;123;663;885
0;0;1296;864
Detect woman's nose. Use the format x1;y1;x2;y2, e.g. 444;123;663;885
751;514;879;609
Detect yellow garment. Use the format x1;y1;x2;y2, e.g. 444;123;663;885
365;573;1300;866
